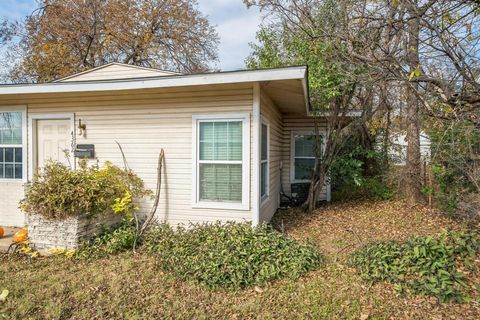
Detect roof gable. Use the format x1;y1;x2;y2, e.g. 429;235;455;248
57;63;179;82
0;66;310;114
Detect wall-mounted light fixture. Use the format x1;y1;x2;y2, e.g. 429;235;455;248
78;119;86;137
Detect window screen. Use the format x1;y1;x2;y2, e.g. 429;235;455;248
198;121;243;202
293;133;318;181
261;123;268;198
0;112;23;179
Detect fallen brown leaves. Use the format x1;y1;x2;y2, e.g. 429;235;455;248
273;199;480;319
273;199;461;259
1;200;479;319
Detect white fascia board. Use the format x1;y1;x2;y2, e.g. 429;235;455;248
0;67;307;95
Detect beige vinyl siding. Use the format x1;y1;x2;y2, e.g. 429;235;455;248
282;115;328;200
61;64;175;82
0;83;254;226
259;90;283;223
0;182;24;226
258;95;330;222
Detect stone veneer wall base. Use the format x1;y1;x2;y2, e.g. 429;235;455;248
27;213;121;251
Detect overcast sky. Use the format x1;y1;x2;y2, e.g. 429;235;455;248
0;0;262;71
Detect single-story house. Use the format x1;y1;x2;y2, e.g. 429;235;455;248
0;63;330;228
389;132;431;165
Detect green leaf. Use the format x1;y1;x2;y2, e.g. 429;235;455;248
414;246;420;258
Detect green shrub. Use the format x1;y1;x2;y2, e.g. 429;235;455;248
76;222;138;258
363;178;395;200
144;222;322;290
20;160;151;220
332;178;394;201
428;120;480;214
429;164;461;214
329;142;394;202
330;146;366;187
350;231;480;303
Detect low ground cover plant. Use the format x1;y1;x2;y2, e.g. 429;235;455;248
68;221;322;290
143;222;323;290
350;230;480;303
20;160;150;220
75;222;138;258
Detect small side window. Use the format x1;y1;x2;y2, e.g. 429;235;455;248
292;132;320;182
261;122;269;200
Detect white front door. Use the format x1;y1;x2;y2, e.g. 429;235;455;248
36;119;72;169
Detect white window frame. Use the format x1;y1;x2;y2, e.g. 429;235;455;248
192;113;250;210
260;118;269;204
0;106;27;183
290;130;320;183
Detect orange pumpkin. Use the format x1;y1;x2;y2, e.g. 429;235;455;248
13;227;28;243
0;227;4;238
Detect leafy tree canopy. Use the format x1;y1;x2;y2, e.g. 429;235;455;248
3;0;219;82
246;1;369;112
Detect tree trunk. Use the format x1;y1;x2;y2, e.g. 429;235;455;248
305;115;328;213
405;2;422;206
307;163;326;213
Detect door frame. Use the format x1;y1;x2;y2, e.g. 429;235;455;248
28;113;76;180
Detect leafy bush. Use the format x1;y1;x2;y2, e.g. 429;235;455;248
333;178;394;201
20;160;151;220
144;222;322;290
350;231;480;303
330;146;367;187
331;145;394;201
428;163;463;214
428;120;480;214
76;222;138;258
362;178;395;200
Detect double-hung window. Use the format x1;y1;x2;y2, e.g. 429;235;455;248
193;114;250;209
260;121;269;201
0;111;23;180
292;132;320;182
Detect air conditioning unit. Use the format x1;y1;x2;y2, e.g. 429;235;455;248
290;183;311;204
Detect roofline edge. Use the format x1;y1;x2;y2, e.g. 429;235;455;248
0;66;308;95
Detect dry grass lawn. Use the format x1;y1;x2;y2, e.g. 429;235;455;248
1;200;480;319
